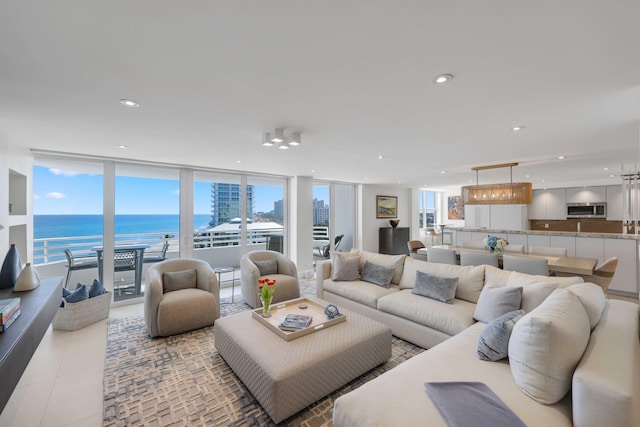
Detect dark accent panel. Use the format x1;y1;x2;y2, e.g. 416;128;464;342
530;219;623;233
379;227;410;255
0;277;63;413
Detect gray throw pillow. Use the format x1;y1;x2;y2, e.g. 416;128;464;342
478;309;525;361
361;261;395;288
412;270;458;304
332;254;361;281
163;268;197;292
253;259;278;276
474;285;523;323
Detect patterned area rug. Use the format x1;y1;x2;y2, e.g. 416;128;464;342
103;280;425;426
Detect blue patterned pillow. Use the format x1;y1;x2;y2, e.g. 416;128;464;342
361;261;395;288
412;270;458;304
65;284;89;304
60;287;72;307
88;279;106;298
478;309;525;361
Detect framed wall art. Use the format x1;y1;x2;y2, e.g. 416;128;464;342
376;195;397;218
448;195;464;220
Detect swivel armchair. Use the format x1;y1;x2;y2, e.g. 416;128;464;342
241;250;300;308
144;259;219;338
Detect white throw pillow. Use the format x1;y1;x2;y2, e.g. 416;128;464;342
566;282;607;330
508;288;591;404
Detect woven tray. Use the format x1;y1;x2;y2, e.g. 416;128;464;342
52;291;112;331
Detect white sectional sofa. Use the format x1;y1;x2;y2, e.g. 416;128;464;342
316;250;640;426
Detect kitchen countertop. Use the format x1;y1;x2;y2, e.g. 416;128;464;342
452;227;640;240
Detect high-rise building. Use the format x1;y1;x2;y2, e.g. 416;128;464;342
273;199;284;220
210;183;254;226
313;198;330;225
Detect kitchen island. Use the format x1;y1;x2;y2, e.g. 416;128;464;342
453;227;639;297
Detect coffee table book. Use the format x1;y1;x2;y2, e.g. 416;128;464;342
251;297;346;341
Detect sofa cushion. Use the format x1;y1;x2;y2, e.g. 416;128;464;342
400;257;485;303
332;252;361;281
359;251;405;285
506;270;584;288
163;268;197;292
361;261;395;288
378;290;476;336
566;282;606;330
477;309;525;361
323;279;399;309
509;281;558;313
412;271;458;304
474;285;522;323
484;265;513;287
508;288;591;404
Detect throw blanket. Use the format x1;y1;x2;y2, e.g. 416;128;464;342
424;381;526;427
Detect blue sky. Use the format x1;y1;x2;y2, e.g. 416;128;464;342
33;166;293;215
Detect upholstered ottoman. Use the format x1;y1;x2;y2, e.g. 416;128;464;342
214;297;392;423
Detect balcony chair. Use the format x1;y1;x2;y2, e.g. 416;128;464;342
459;250;499;267
143;241;169;264
426;247;457;265
316;234;344;259
502;254;549;276
529;246;568;257
407;240;428;262
144;258;220;338
240;250;300;308
556;257;618;294
63;249;98;289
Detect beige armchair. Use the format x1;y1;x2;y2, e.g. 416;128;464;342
240;250;300;308
144;259;219;338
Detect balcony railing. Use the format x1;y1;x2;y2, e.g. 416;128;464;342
34;228;286;265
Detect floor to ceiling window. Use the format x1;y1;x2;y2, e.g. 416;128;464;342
313;182;356;260
248;175;286;253
113;164;180;301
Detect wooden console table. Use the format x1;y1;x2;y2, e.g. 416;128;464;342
0;277;62;413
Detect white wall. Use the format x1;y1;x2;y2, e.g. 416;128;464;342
290;176;314;278
360;185;412;253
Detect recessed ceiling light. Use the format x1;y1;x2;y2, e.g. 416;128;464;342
511;125;525;132
116;145;128;149
311;169;316;173
541;179;546;183
525;174;530;178
378;155;384;159
610;174;615;178
236;160;241;163
433;74;454;84
603;167;609;171
364;176;368;180
558;156;566;159
397;180;402;184
440;171;446;174
119;99;139;108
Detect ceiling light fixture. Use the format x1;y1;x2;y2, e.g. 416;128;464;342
262;128;302;148
558;156;565;160
378;155;384;159
511;125;525;132
433;74;454;84
119;99;139;107
461;162;533;205
116;145;128;149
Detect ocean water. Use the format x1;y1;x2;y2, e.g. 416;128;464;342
34;214;213;263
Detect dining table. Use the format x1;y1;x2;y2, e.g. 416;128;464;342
417;245;598;276
91;244;149;295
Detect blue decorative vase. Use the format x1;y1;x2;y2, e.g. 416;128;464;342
0;244;23;289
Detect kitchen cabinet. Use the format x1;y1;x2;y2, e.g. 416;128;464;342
464;205;490;228
575;236;604;262
606;185;623;220
527;234;550;249
566;186;606;204
528;189;566;220
550;235;576;256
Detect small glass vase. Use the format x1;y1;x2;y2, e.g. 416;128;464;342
260;295;273;318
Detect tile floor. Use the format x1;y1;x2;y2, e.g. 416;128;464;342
0;286;240;427
0;286;636;427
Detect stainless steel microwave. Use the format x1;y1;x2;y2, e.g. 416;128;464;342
566;202;607;218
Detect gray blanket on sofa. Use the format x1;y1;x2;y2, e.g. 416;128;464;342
424;381;526;427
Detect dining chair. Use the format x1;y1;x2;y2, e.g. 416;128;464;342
529;246;568;257
459;250;499;267
461;240;486;250
502;254;549;276
426;247;457;265
556;257;618;294
504;244;524;253
407;240;428;262
63;249;99;289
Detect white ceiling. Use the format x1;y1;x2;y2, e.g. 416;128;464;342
1;1;639;192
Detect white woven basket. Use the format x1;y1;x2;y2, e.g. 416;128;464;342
52;291;112;331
